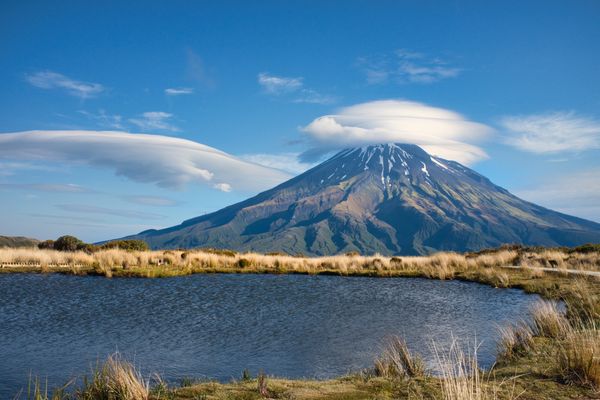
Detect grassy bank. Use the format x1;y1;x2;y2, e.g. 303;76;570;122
6;245;600;399
2;246;599;300
2;245;600;278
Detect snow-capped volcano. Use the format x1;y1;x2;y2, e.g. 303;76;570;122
123;143;600;255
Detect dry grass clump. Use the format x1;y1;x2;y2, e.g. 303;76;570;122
530;300;570;339
77;353;150;400
519;249;600;272
16;354;149;400
2;246;599;285
0;247;95;266
556;326;600;388
374;335;426;378
476;251;518;269
496;322;535;362
565;280;600;324
435;341;520;400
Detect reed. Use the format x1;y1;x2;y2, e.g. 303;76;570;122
374;335;426;378
530;300;570;339
496;322;535;362
76;353;150;400
555;326;600;388
435;340;520;400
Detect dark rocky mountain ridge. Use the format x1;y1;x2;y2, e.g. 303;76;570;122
124;143;600;255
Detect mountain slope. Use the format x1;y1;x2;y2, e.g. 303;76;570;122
0;235;40;248
125;144;600;255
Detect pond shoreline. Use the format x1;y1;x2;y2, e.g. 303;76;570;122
2;247;600;399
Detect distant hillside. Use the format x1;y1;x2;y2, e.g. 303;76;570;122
123;143;600;256
0;235;40;248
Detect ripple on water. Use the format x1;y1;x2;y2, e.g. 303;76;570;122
0;273;540;397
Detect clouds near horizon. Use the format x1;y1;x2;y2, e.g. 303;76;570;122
514;168;600;223
0;131;292;192
300;100;492;164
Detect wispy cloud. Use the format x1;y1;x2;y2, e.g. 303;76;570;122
27;213;103;223
25;71;104;99
240;153;315;175
129;112;179;131
514;168;600;223
258;73;335;104
213;183;232;192
300;99;492;164
0;161;58;177
357;49;461;85
186;49;215;88
0;130;292;192
123;195;178;206
500;111;600;154
293;89;336;105
165;87;194;96
0;183;91;193
56;204;166;220
78;110;124;129
258;73;303;94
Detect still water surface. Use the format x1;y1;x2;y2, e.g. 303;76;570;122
0;273;540;397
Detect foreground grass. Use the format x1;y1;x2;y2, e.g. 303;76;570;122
7;245;600;399
17;332;598;400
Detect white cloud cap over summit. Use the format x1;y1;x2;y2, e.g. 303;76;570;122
301;100;493;165
0;131;292;192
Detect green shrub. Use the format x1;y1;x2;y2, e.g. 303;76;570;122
54;235;85;252
101;240;149;251
198;248;237;257
238;258;251;268
571;243;600;254
37;239;55;250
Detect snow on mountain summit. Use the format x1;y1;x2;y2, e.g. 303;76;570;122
124;143;600;256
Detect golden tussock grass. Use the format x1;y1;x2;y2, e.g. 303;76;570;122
530;300;570;339
496;322;535;362
77;353;150;400
519;249;600;272
555;326;600;388
15;353;149;400
0;247;522;279
374;335;427;378
435;340;521;400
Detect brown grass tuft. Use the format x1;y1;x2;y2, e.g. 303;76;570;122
77;353;149;400
436;340;521;400
497;322;534;362
556;327;600;388
530;300;570;339
374;335;427;378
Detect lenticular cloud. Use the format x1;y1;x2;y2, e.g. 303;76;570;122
301;100;493;165
0;130;292;192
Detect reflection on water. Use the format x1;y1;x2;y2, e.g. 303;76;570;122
0;273;540;397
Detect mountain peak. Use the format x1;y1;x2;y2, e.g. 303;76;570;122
124;142;600;256
305;142;465;190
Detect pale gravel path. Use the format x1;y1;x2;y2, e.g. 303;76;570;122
501;264;600;278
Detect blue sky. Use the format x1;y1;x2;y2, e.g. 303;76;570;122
1;0;600;242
